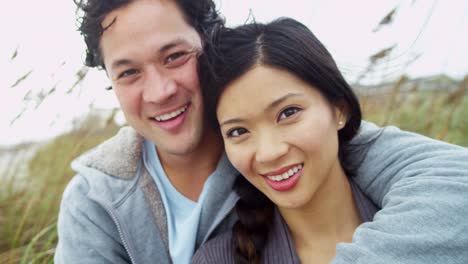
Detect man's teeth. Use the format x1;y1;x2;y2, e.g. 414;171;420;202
267;164;303;182
154;105;188;121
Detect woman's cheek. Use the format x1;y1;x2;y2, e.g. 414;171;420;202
226;145;252;178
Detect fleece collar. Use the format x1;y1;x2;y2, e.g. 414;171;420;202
73;127;144;180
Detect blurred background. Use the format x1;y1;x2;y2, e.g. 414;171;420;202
1;0;466;262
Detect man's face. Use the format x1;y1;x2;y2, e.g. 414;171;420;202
100;0;206;157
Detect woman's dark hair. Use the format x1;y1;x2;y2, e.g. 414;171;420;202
199;17;362;263
73;0;224;69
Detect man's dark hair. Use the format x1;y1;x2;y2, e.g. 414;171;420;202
74;0;224;69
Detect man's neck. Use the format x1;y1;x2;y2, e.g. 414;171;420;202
157;129;224;201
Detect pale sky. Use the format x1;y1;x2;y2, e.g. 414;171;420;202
1;0;467;145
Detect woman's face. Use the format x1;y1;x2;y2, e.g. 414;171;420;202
217;66;346;209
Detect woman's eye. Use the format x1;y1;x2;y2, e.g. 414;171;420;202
117;69;139;79
226;127;248;138
278;107;301;121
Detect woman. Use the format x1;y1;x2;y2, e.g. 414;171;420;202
193;18;379;263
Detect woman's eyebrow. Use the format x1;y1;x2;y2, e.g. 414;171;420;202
219;118;244;127
219;93;302;127
265;93;302;112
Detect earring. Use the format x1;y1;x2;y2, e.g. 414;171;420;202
338;121;344;126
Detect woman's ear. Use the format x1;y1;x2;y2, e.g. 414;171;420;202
334;101;348;130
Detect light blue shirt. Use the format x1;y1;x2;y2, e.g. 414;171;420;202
143;139;215;264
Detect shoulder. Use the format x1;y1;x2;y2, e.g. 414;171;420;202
60;174;91;210
58;174;111;224
56;174;121;250
354;120;466;153
55;173;129;263
192;231;236;264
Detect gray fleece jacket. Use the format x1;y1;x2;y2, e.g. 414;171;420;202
192;180;380;263
55;121;468;264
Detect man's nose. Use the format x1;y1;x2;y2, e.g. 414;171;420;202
142;66;177;103
255;132;289;164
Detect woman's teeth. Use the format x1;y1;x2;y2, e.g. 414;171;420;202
267;164;303;182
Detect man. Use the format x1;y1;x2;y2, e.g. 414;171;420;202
55;0;468;263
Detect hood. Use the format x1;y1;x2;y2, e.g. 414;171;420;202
71;126;144;180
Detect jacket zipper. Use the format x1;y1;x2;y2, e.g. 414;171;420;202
95;199;137;264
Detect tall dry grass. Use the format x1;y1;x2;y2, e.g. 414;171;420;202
0;114;120;264
360;75;468;146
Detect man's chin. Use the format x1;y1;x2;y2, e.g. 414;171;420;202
156;139;200;157
145;128;204;157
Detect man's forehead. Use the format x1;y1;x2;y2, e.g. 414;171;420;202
100;0;200;43
99;0;202;69
100;0;184;29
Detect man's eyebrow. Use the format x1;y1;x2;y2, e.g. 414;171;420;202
110;58;133;72
219;93;303;127
159;38;197;54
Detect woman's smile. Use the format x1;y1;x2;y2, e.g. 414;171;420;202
217;65;346;210
262;163;304;191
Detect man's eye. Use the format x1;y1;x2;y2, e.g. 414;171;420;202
165;51;190;66
226;127;249;138
278;107;301;121
117;69;139;79
167;51;186;62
